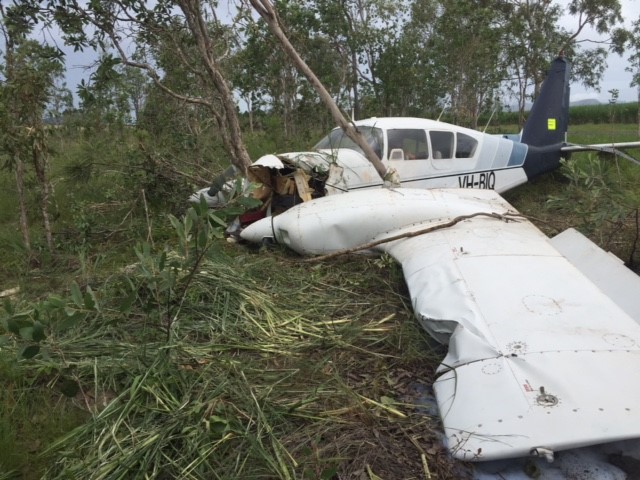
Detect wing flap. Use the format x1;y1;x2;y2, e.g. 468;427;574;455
551;228;640;323
437;349;640;461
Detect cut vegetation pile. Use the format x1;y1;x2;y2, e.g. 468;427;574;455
1;204;463;479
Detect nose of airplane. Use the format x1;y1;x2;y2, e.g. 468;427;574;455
240;217;274;244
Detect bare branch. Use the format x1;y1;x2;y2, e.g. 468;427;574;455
248;0;394;183
305;212;524;263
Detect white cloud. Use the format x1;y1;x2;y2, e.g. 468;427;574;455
559;0;639;103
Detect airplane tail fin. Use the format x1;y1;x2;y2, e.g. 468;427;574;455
521;55;570;147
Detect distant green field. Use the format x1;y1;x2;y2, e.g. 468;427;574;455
483;101;639;127
568;122;639;144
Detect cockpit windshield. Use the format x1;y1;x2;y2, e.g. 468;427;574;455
313;126;383;159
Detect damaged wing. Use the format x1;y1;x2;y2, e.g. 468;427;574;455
241;188;640;462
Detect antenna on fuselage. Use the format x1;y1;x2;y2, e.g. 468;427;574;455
482;108;497;133
437;105;447;122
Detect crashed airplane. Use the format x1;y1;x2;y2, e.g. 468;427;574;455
192;55;640;215
197;57;640;464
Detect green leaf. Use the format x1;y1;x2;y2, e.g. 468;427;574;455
197;224;208;248
118;290;137;313
320;467;338;480
32;321;46;342
198;194;209;212
19;344;40;359
19;326;34;341
70;282;83;308
59;378;80;398
208;213;227;228
84;286;98;311
185;211;195;236
3;298;14;315
7;317;31;335
47;295;66;308
169;216;184;243
208;415;229;437
58;314;83;331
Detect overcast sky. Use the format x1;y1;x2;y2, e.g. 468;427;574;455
560;0;639;103
52;0;640;106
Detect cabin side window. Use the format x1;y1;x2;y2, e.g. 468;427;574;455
387;129;429;160
429;131;454;159
456;133;478;158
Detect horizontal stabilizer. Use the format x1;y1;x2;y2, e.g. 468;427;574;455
562;142;640;165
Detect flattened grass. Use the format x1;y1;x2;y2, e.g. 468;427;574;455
3;245;457;479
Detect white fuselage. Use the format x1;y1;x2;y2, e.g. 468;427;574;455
269;117;529;195
190;117;532;208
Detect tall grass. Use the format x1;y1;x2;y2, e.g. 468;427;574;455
569;102;638;125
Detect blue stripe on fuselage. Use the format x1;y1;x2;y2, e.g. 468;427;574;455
507;142;528;167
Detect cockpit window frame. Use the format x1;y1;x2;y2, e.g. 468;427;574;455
313;126;384;159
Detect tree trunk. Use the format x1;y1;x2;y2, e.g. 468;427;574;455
178;0;253;175
249;0;394;184
14;156;31;252
351;48;360;119
32;139;54;252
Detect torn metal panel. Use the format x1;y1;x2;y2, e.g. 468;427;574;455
243;155;330;220
240;188;640;462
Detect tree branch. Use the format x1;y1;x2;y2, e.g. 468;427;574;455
304;211;523;263
247;0;395;184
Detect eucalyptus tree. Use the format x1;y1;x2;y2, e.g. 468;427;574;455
249;0;394;183
611;16;640;135
499;1;563;123
388;0;442;116
631;19;640;136
311;0;411;118
75;55;142;131
559;0;624;101
235;1;343;138
374;29;436;116
15;0;254;174
425;0;506;128
0;4;66;253
501;0;624;125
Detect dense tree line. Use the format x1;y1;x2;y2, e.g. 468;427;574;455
3;1;639;136
6;1;640;128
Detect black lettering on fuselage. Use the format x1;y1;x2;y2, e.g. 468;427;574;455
457;171;495;190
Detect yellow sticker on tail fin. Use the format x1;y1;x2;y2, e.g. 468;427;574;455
548;118;557;130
